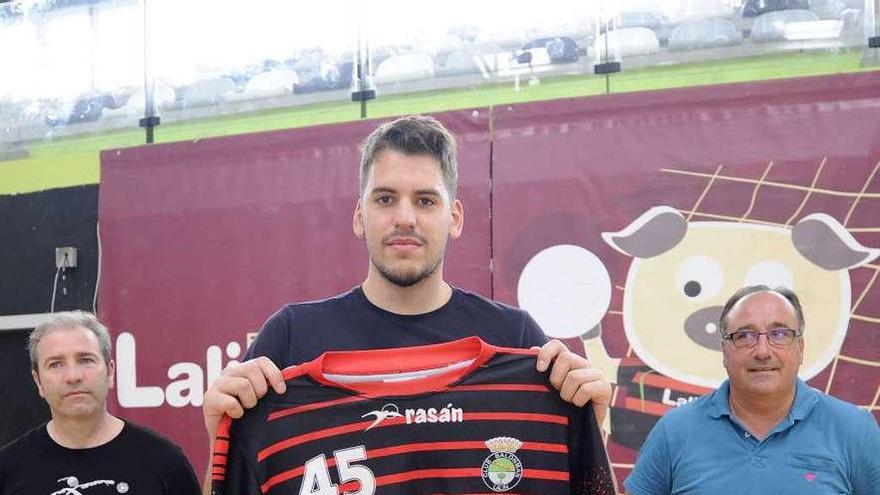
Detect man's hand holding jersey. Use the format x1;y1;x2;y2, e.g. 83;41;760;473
536;339;612;426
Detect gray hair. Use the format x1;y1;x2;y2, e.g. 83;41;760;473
359;115;459;201
29;311;112;372
719;285;805;336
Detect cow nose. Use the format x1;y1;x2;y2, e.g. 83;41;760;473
683;305;724;351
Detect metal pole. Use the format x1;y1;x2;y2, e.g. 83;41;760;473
139;0;159;143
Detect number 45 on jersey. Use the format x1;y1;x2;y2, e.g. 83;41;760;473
301;446;376;495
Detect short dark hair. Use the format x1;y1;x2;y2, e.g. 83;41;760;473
719;285;805;335
29;311;112;372
359;115;458;200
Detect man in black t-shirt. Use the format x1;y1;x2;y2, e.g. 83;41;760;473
0;311;200;495
202;115;614;493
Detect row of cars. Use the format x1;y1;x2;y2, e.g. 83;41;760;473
2;38;580;134
1;1;869;139
594;1;862;59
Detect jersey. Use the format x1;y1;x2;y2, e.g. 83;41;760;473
245;286;549;368
0;420;200;495
213;337;616;495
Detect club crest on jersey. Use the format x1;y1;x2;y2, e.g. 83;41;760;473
481;437;524;492
362;402;463;430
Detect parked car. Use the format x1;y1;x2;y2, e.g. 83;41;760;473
742;0;809;17
669;18;743;51
180;77;236;108
434;49;483;77
810;0;847;19
521;36;579;63
375;53;434;85
594;28;660;58
241;69;298;98
750;9;819;42
605;11;674;45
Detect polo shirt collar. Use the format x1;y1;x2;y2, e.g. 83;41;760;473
789;377;819;421
708;380;732;419
706;378;818;421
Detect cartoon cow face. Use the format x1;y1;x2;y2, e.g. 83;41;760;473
603;206;879;388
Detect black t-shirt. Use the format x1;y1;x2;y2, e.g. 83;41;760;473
214;337;616;495
0;420;200;495
246;286;549;367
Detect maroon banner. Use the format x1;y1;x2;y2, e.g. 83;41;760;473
98;109;494;479
491;72;880;483
100;73;880;488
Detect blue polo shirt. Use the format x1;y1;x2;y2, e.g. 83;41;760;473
624;379;880;495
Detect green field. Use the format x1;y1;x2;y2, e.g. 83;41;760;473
1;49;877;196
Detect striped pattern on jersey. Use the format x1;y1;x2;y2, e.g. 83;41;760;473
212;337;616;495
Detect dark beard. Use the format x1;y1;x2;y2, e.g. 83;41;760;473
373;255;443;287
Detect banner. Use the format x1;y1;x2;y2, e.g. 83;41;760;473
100;73;880;485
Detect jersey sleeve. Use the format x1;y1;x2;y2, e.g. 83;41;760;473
211;417;261;495
244;305;292;367
569;405;618;495
624;416;673;495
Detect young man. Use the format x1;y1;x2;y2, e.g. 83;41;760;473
0;311;200;495
625;286;880;495
202;115;613;491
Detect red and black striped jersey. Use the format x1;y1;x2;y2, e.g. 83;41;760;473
211;337;616;495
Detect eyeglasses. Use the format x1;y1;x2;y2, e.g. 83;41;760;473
722;328;801;349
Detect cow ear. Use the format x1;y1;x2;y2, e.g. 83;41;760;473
602;206;687;258
792;213;880;270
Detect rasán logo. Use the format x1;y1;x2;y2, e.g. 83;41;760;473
362;403;463;430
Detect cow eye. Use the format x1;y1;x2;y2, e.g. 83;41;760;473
675;255;724;303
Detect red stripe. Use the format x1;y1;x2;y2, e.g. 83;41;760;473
214;439;229;454
623;397;671;416
375;467;567;487
449;384;551;393
466;412;568;425
376;468;482;485
217;416;232;436
212;454;227;466
268;396;367;421
259;412;567;461
523;441;568;453
632;372;712;395
261;465;308;493
367;440;567;458
258;418;402;461
523;468;569;481
212;466;226;475
267;385;549;422
488;345;541;356
260;440;569;492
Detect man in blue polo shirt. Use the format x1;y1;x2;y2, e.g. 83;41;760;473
625;285;880;495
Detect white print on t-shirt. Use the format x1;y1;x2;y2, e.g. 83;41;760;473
361;403;464;431
50;476;130;494
362;403;404;430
